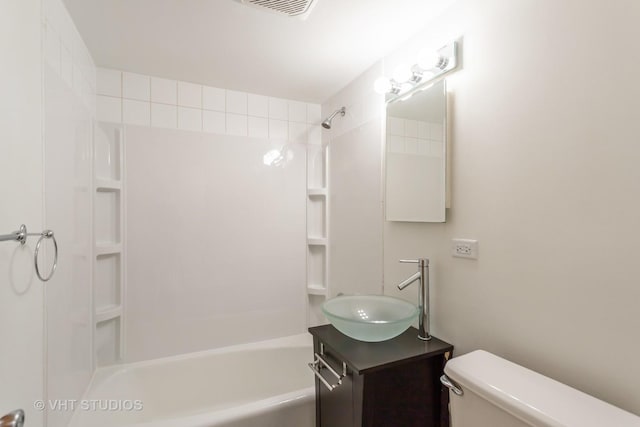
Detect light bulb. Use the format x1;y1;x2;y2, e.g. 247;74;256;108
417;49;442;70
374;76;392;94
393;64;413;82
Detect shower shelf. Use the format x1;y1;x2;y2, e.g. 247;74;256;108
308;238;327;246
95;305;122;323
94;121;125;367
307;284;327;296
308;188;327;197
306;131;328;325
95;178;122;191
95;243;122;256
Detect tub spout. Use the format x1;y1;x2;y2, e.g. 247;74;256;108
396;259;431;341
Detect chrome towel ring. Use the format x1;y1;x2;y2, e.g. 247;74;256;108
0;224;58;282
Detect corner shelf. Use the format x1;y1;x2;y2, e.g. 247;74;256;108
95;243;122;256
93;122;125;367
95;305;122;323
95;178;122;191
308;188;327;197
306;139;329;330
307;284;328;296
308;237;327;246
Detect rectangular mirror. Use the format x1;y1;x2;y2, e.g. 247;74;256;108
385;80;446;222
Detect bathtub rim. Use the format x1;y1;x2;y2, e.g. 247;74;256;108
70;332;314;427
125;386;315;427
90;332;312;388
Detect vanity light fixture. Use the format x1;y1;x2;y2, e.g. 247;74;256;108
375;41;458;100
373;76;401;95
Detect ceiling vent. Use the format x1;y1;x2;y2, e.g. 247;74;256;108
237;0;319;20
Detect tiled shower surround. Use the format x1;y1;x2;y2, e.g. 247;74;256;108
97;68;322;142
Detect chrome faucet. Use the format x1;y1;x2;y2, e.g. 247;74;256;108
397;258;431;341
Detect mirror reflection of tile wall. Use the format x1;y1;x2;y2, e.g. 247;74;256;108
385;80;446;222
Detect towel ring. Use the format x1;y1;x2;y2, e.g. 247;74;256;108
34;230;57;282
0;224;58;282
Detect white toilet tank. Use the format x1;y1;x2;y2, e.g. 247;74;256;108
444;350;640;427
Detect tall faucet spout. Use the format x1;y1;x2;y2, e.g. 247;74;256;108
397;272;421;290
396;258;431;341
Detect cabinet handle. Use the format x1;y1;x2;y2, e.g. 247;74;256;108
308;353;345;391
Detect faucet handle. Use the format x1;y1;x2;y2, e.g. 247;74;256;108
399;258;429;266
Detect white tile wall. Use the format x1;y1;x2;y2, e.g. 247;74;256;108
97;96;122;123
178;81;202;108
203;110;226;133
178;107;202;131
123;99;150;126
203;86;225;111
226;90;247;114
288;101;307;123
269;119;288;140
289;122;307;142
151;103;177;129
248;94;269;117
123;72;150;101
226;113;247;136
151;77;177;105
269;97;288;120
308;124;322;145
248;116;268;138
307;104;322;125
96;68;320;143
386;115;443;157
44;0;97;98
97;68;121;97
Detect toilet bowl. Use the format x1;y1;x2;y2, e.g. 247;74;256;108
443;350;640;427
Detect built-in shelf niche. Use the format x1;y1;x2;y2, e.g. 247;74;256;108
95;189;121;245
307;196;326;240
93;121;125;367
307;245;326;296
306;138;329;328
95;317;121;367
307;145;326;189
95;253;121;309
95;124;121;181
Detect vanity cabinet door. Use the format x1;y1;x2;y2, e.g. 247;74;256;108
313;339;356;426
310;327;453;427
361;355;445;427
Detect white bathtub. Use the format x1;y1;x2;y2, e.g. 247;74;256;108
69;334;315;427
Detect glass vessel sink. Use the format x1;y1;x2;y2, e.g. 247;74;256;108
322;295;418;342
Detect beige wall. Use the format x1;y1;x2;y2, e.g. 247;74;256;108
329;0;640;416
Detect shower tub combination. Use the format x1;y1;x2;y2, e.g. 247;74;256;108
70;334;315;427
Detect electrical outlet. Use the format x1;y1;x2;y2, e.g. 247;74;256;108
452;239;478;259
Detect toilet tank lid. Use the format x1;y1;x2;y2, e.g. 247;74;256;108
444;350;640;427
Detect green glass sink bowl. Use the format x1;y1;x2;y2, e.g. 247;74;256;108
322;295;418;342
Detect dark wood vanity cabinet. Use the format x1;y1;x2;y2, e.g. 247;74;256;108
308;325;453;427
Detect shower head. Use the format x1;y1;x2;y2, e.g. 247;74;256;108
322;107;346;129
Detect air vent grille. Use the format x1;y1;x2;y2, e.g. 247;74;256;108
238;0;318;19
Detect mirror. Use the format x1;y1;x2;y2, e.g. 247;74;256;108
385;80;446;222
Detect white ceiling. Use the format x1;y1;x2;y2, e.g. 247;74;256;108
63;0;454;103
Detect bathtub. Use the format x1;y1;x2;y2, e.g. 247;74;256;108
69;334;315;427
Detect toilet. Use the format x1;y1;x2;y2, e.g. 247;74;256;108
443;350;640;427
